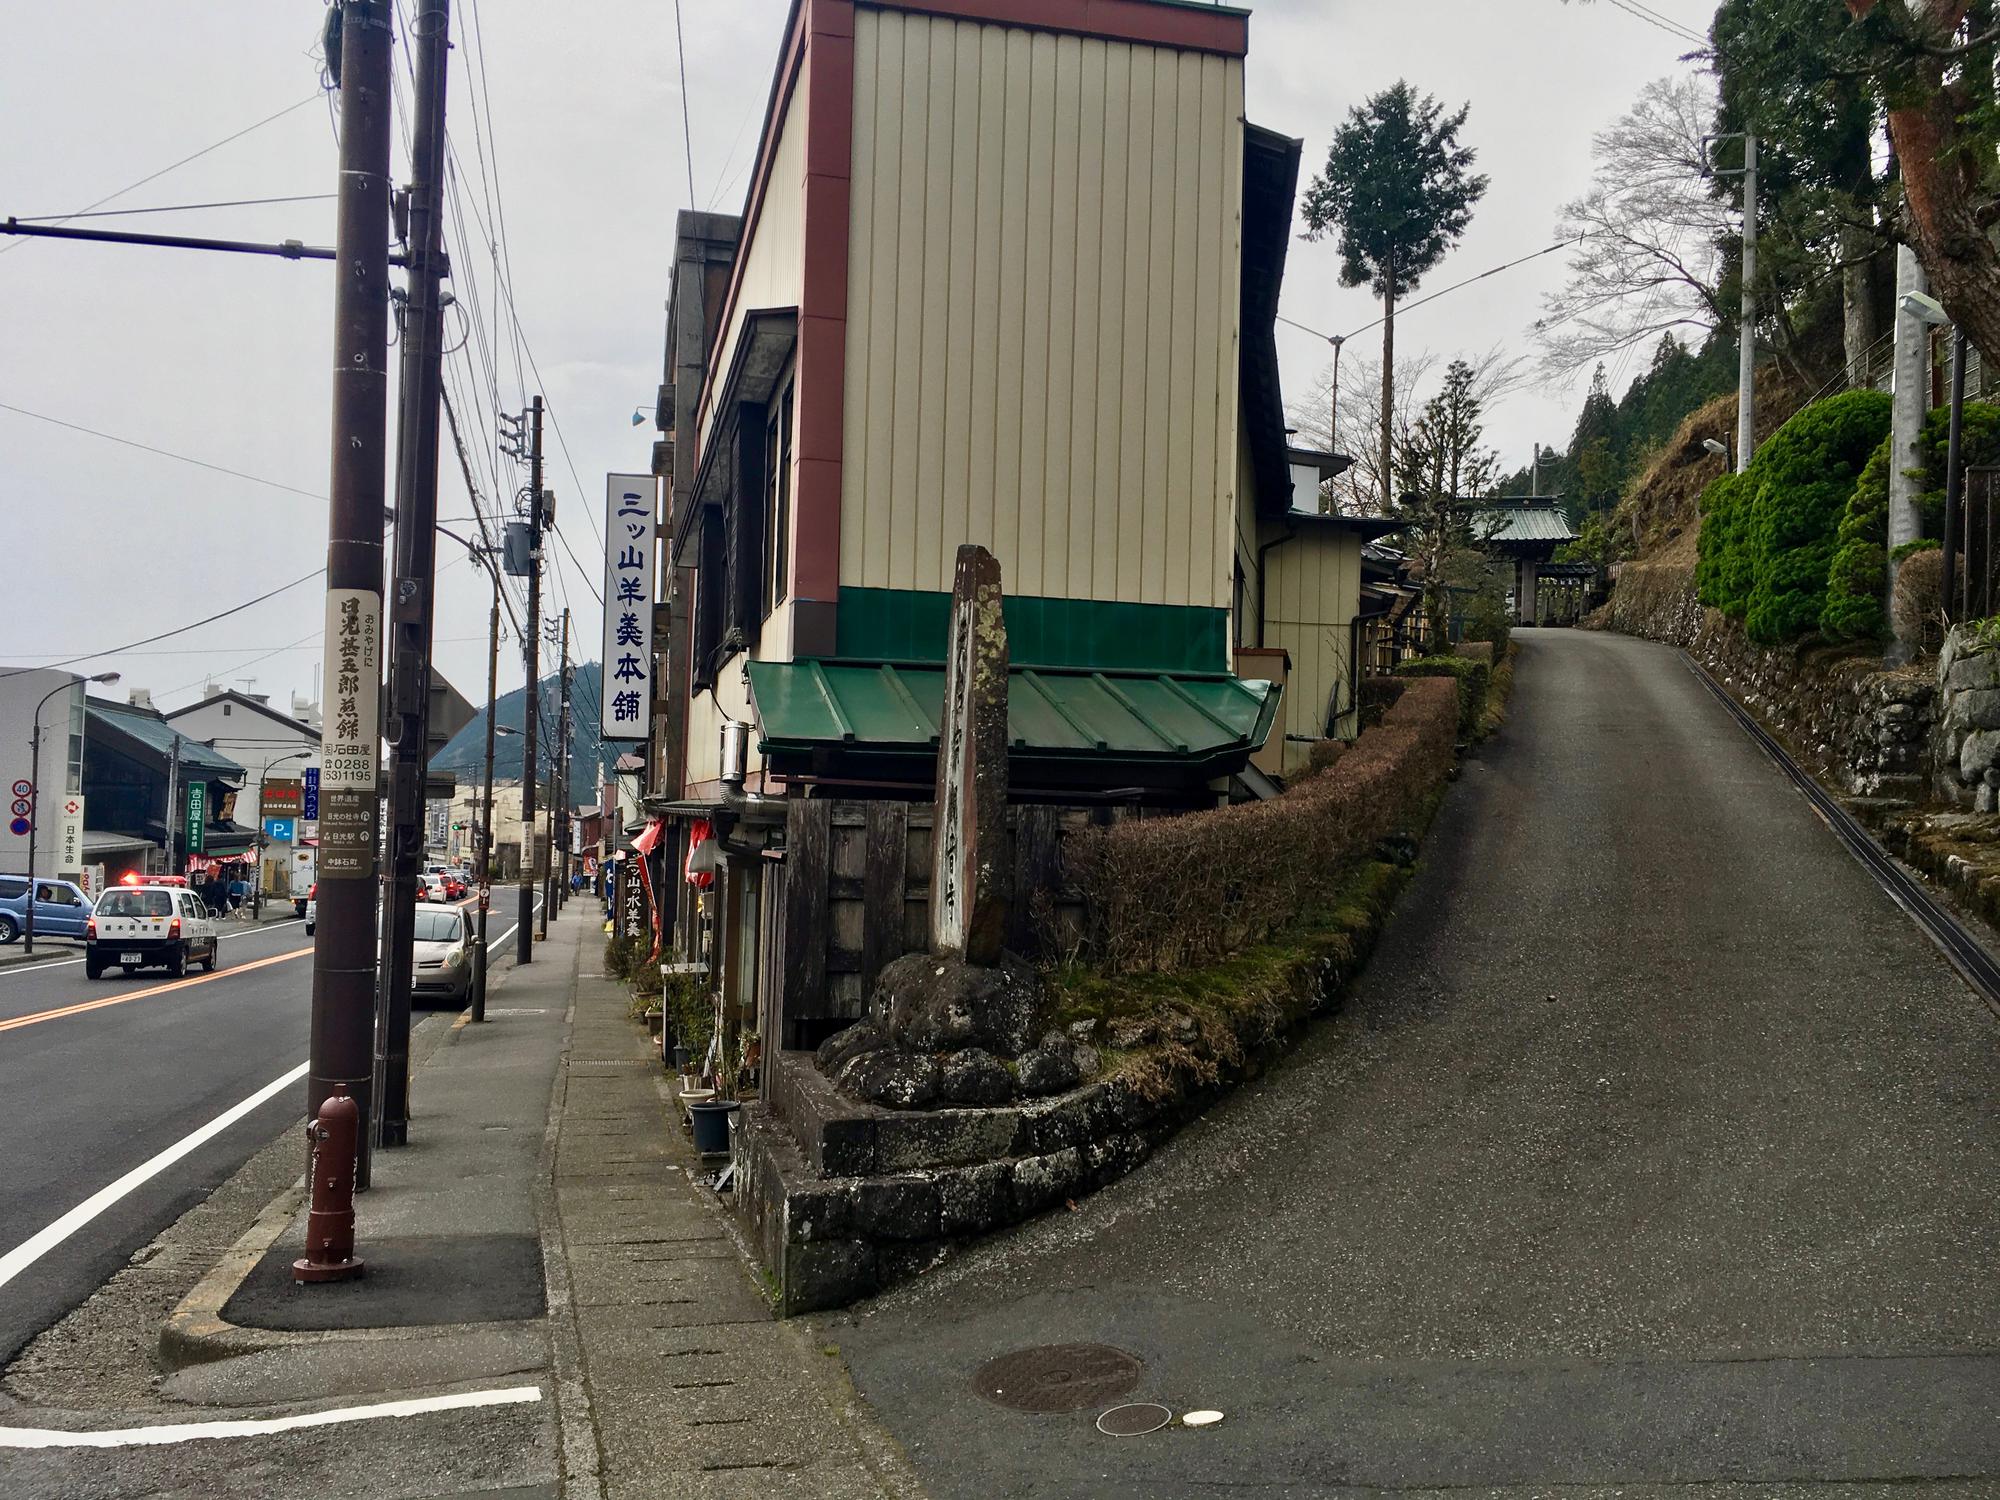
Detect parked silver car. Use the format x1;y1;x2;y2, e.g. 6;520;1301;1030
410;900;472;1004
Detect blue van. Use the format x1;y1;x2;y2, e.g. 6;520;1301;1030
0;875;95;944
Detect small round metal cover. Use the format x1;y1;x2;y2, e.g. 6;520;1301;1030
974;1343;1143;1413
1096;1402;1173;1437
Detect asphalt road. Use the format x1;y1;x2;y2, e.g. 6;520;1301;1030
827;628;2000;1497
0;895;514;1368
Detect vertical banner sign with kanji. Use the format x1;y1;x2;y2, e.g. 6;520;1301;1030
602;473;657;742
319;587;382;876
56;795;84;873
184;781;207;856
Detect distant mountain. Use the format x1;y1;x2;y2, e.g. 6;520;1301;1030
431;660;619;792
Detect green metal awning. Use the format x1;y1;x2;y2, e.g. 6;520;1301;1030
745;659;1281;793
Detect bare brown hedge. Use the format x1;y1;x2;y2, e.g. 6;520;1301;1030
1065;675;1458;973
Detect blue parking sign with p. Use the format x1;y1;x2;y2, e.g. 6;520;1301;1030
263;817;296;842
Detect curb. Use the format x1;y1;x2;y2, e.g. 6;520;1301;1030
156;934;547;1372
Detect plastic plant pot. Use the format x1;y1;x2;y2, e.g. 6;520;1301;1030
672;1045;691;1069
689;1099;739;1155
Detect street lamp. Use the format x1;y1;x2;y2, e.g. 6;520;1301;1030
24;671;119;955
1702;436;1732;468
252;748;312;918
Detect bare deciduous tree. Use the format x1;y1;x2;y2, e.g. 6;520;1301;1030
1288;346;1528;514
1535;75;1732;375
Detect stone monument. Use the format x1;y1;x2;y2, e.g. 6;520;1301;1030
812;546;1090;1109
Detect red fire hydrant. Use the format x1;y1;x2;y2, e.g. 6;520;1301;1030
293;1085;365;1283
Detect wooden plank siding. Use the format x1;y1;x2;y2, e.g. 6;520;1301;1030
772;797;1100;1048
840;8;1243;611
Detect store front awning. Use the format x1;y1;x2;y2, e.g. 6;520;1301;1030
745;659;1281;794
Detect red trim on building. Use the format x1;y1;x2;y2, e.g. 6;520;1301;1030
861;0;1248;56
787;0;855;653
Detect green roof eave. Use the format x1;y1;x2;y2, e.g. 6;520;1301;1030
745;659;1280;781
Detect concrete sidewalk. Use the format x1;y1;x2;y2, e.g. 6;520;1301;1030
548;943;922;1498
1;895;921;1498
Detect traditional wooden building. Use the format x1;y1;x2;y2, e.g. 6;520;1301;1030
641;0;1409;1051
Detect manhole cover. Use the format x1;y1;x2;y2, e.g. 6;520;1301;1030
974;1343;1143;1413
1097;1402;1173;1437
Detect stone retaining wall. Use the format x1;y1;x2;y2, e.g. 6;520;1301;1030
733;860;1413;1314
1933;627;2000;808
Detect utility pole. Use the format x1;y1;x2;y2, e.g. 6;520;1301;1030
474;574;499;1022
165;734;182;877
309;0;394;1183
374;0;452;1151
554;609;571;920
1736;132;1757;474
518;395;544;965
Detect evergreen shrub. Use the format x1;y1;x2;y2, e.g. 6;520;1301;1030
1742;390;1891;643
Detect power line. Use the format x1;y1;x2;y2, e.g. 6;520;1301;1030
0;569;325;680
11;194;336;223
1277;239;1584;346
673;0;698;207
0;401;325;499
1;94;322;258
1600;0;1707;47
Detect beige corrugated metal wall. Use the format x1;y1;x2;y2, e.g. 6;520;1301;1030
701;100;807;455
840;8;1243;607
1263;530;1362;770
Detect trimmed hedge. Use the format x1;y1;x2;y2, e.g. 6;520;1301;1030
1822;402;2000;641
1066;676;1457;974
1395;654;1490;740
1696;390;1891;642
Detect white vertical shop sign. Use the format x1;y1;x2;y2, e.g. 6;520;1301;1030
318;586;381;878
602;474;657;743
55;795;84;873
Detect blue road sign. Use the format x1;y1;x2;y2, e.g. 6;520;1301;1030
302;767;319;820
263;817;297;843
8;817;30;837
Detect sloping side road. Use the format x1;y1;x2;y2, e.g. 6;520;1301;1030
824;628;2000;1498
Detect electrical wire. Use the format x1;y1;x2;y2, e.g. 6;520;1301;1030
673;0;698;207
0;401;325;499
1277;240;1582;346
1600;0;1708;48
0;93;322;257
11;194;336;222
0;569;326;680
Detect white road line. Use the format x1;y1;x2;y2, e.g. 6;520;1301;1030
0;1062;309;1293
0;918;306;978
0;896;546;1291
0;1385;543;1448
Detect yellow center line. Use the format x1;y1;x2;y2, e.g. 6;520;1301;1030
0;947;312;1034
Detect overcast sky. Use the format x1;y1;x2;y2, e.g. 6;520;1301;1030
0;0;1712;720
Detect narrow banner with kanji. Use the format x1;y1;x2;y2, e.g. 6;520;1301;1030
601;473;657;743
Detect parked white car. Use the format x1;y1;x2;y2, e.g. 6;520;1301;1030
86;885;221;979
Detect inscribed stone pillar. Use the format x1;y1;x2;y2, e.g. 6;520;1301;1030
930;545;1011;965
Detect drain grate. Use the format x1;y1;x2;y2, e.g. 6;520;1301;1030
974;1343;1143;1413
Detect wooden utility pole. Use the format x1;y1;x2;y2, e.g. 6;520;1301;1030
310;0;394;1181
517;396;544;964
375;0;453;1149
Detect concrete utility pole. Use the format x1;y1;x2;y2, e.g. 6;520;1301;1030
554;608;571;921
375;0;452;1150
1736;132;1757;474
474;577;498;1021
309;0;394;1181
518;395;544;965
